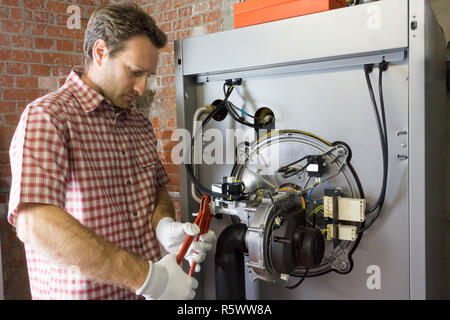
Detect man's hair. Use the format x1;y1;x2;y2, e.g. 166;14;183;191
83;1;167;66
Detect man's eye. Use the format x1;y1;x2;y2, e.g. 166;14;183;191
129;68;142;76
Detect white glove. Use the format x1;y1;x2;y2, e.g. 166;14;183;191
135;254;198;300
156;217;216;272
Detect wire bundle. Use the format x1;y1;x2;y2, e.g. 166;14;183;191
185;80;261;199
359;62;389;233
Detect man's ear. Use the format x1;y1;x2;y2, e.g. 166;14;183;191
92;39;109;67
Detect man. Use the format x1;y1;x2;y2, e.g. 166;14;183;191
8;2;215;300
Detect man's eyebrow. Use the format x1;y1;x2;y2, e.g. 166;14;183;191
129;65;154;74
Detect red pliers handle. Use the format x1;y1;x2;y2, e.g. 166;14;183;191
176;195;213;276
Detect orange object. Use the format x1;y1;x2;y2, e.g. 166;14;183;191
234;0;347;29
176;195;214;277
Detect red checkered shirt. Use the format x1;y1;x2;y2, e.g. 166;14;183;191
8;70;169;300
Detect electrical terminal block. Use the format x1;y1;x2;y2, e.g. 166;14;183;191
326;224;357;241
323;196;366;222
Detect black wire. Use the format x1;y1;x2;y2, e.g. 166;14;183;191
222;83;260;129
358;63;389;233
286;269;309;289
277;155;308;173
186;81;258;199
185;85;235;199
364;64;387;213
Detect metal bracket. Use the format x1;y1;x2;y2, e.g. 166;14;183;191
325;246;351;272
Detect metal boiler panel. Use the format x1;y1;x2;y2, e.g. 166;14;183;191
174;0;447;299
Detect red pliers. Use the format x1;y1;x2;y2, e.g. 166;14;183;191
176;194;214;276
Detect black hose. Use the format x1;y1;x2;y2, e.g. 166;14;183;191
215;223;248;300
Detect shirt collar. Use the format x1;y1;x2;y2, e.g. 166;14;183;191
65;69;119;113
65;69;137;117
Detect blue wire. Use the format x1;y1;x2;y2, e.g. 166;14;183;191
233;106;252;118
308;184;323;204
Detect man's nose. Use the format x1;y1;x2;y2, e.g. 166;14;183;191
133;76;147;96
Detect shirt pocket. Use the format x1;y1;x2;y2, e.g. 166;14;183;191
132;140;159;203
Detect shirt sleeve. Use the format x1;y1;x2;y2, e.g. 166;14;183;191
154;157;169;188
8;104;69;226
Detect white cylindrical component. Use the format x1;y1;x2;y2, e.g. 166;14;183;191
191;105;213;203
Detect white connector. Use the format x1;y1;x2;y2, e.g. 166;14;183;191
323;196;366;222
326;224;357;241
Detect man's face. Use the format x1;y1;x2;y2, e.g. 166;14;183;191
96;34;159;109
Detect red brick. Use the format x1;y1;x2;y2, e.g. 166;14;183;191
161;75;175;87
207;21;222;34
157;85;176;97
46;1;69;13
160;139;174;151
0;49;41;63
30;64;51;76
155;129;174;140
175;29;191;40
0;102;16;113
178;6;192;17
164;163;178;175
46;25;83;40
34;38;55;50
15;76;38;88
3;89;27;101
57;40;74;52
1;20;26;33
0;151;11;164
22;0;45;10
168;174;180;186
1;0;20;6
167;31;176;43
164;9;177;22
161;97;176;109
0;165;12;177
159;22;172;33
32;11;53;24
11;35;33;49
26;89;43;101
27;23;47;36
42;52;82;66
4;114;21;126
38;77;57;90
0;7;9;19
9;8;24;20
6;63;27;75
152;117;160;128
158;54;172;66
155;0;173;12
0;127;17;138
204;10;222;23
0;76;14;87
210;0;222;10
167;117;176;128
17;101;28;113
174;0;196;9
52;65;72;76
0;142;7;157
75;41;84;54
160;42;174;54
0;34;10;46
193;1;209;15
